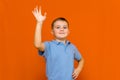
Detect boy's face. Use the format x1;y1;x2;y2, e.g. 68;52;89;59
51;20;70;40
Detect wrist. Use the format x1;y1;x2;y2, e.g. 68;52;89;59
76;67;81;71
36;21;43;24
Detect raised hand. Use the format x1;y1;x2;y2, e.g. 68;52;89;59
32;6;47;23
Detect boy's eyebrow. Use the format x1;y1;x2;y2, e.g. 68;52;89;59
55;25;68;26
54;25;60;27
55;25;60;26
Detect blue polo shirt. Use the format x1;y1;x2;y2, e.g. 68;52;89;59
38;40;82;80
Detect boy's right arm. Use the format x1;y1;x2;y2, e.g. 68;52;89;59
32;6;47;51
34;22;45;51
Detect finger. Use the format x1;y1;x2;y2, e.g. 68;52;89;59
74;75;78;80
72;70;77;75
33;6;39;17
39;6;42;15
73;75;76;80
32;11;38;19
32;10;36;16
72;73;76;78
33;8;37;14
44;12;47;16
35;5;39;13
32;11;34;15
73;74;78;80
72;72;75;76
72;75;76;78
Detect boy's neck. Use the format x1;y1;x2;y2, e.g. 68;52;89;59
55;38;67;44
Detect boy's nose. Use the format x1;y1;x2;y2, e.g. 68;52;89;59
60;29;64;31
60;27;64;30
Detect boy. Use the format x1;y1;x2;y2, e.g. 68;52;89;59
32;6;84;80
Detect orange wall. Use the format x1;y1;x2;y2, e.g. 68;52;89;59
0;0;119;80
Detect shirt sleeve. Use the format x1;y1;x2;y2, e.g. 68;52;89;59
73;45;82;61
38;41;49;58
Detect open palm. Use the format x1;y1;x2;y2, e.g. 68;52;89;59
32;6;47;22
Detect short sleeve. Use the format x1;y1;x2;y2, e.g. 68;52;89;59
38;41;49;58
73;45;82;61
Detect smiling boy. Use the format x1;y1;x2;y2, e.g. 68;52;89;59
32;6;84;80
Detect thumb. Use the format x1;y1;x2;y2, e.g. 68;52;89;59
44;12;47;16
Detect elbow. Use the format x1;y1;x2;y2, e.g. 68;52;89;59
34;42;43;50
81;57;85;62
34;42;40;48
79;57;85;64
82;57;84;60
34;44;39;49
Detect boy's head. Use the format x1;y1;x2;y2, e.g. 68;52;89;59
51;17;70;40
51;17;69;29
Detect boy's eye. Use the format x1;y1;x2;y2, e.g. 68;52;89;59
55;26;68;29
56;26;60;29
63;26;67;29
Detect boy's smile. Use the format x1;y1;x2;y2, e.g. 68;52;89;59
51;20;70;40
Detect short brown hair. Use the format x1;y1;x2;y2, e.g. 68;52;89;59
51;17;69;29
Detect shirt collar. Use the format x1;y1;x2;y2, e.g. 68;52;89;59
52;39;71;45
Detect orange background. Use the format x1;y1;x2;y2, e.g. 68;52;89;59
0;0;119;80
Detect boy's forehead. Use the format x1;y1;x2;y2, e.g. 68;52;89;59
54;20;68;25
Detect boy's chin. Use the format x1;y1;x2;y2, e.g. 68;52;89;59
54;35;68;40
56;37;67;40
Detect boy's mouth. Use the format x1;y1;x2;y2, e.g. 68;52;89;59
59;33;65;34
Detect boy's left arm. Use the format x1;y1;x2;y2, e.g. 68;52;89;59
72;57;84;79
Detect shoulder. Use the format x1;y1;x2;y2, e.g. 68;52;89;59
69;42;77;48
43;40;54;46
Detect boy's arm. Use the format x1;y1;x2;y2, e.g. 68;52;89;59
34;22;44;51
72;57;85;79
32;6;47;51
76;57;84;72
